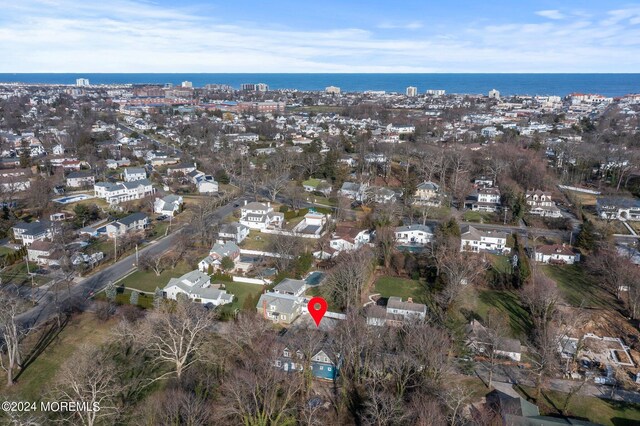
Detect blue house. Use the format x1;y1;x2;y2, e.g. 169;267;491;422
274;346;340;381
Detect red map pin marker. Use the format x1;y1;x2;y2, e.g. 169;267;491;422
308;297;328;327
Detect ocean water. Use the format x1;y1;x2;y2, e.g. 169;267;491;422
1;73;639;97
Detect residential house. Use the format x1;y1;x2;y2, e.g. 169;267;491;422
275;346;341;381
534;244;580;264
218;222;250;244
413;181;442;206
196;174;218;194
460;225;510;254
314;225;371;258
394;224;434;246
597;197;640;221
465;320;522;362
106;158;131;169
239;201;284;230
469;187;501;212
163;270;234;306
123;167;147;182
27;241;62;266
292;209;327;235
198;240;241;272
153;194;183;216
338;181;368;202
94;179;155;205
525;190;562;218
256;292;304;324
273;278;307;297
167;162;197;176
13;221;54;246
302;178;332;196
65;171;95;188
104;212;149;238
366;297;428;326
370;186;400;204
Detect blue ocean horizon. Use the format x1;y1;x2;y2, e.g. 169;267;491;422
1;73;639;97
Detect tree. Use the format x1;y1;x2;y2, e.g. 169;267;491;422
130;291;139;306
375;225;396;272
0;291;27;386
220;256;235;272
324;248;375;311
54;344;125;426
104;282;117;302
267;234;304;273
438;248;487;310
482;309;510;388
140;253;166;276
132;298;216;381
153;287;164;308
575;219;597;251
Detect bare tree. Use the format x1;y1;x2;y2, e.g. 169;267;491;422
438;248;487;310
129;299;216;382
482;309;510;388
267;234;304;272
138;388;215;426
53;344;125;426
264;171;290;202
324;248;375;311
0;291;27;386
375;225;396;272
139;252;166;276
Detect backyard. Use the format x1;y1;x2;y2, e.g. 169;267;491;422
373;275;426;302
116;261;194;293
542;264;611;308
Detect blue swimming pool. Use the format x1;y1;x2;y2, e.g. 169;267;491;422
54;194;93;204
305;271;325;286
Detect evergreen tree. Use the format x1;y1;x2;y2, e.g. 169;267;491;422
105;282;117;302
576;220;597;251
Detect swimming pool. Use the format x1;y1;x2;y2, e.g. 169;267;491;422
305;271;325;286
53;194;93;204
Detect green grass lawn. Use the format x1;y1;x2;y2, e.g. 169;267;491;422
240;231;272;251
517;386;640;426
0;262;50;286
475;289;533;339
374;275;426;302
0;313;114;402
463;210;496;223
0;246;15;255
116;262;194;292
223;281;264;310
489;254;513;274
542;264;610;308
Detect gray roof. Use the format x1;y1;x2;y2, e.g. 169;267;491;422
273;278;306;295
461;225;507;241
161;194;182;204
122;179;152;189
387;296;427;314
117;212;148;226
395;224;433;234
597;196;640;209
13;221;50;236
219;222;248;235
210;241;239;258
256;292;301;315
124;167;146;175
66;170;93;179
340;182;361;192
417;181;439;191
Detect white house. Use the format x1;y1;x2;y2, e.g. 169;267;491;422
66;171;95;188
198;240;240;272
526;190;562;218
104;212;149;238
154;194;183;216
465;320;522;362
273;278;307;297
414;181;442;206
163;270;234;306
239;201;284;230
218;222;250;244
123;167;147;182
366;297;427;326
470;187;501;212
292;210;327;235
387;124;415;134
315;225;371;258
534;244;580;264
94;179;155;205
460;225;510;254
338;181;369;202
27;240;62;266
597;197;640;221
13;221;54;246
394;224;433;246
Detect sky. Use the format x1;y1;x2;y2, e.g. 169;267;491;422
1;0;640;73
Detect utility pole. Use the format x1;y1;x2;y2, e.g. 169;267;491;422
503;207;509;225
135;243;139;265
114;232;117;263
25;256;35;305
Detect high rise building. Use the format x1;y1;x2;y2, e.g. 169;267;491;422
76;78;90;87
426;89;446;96
255;83;269;92
488;89;501;100
241;83;269;92
406;86;418;97
181;81;193;88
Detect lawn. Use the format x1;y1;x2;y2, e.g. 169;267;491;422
463;210;497;223
374;275;425;302
0;246;15;255
0;313;114;402
240;231;272;251
517;386;640;426
223;281;264;310
116;261;194;292
489;254;513;274
1;262;50;287
542;264;610;308
475;289;533;339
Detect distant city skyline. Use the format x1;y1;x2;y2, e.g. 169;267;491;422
2;1;640;73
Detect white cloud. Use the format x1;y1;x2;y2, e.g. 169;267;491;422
378;21;423;30
536;10;565;20
0;1;640;72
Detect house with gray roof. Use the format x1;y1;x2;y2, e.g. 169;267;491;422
12;221;55;246
104;212;148;238
198;240;240;272
394;224;433;246
66;170;95;188
123;167;147;182
154;194;183;216
460;225;510;254
273;278;307;297
163;270;234;306
256;292;304;324
94;179;155;205
597;196;640;221
218;222;249;244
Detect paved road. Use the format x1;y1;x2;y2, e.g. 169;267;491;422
16;195;246;330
